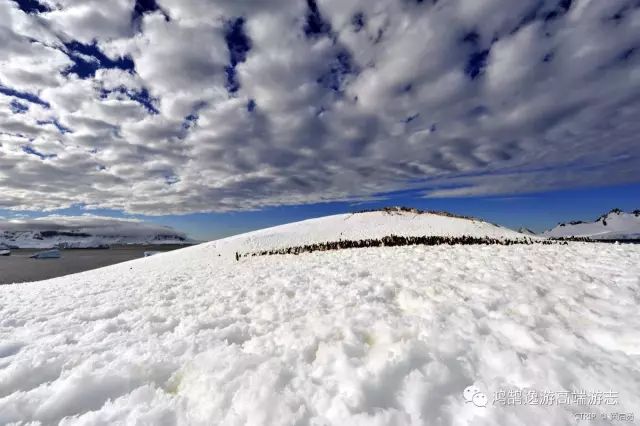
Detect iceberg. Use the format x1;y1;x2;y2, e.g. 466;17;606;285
30;249;61;259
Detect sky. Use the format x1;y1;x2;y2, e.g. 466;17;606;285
0;0;639;240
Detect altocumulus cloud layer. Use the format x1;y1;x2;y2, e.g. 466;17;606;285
0;0;639;214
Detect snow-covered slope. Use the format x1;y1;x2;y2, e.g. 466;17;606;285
1;212;639;425
0;216;189;248
543;209;640;240
218;208;534;254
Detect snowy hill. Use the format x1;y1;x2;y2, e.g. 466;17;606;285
0;215;190;248
542;209;640;240
218;207;534;254
1;210;640;425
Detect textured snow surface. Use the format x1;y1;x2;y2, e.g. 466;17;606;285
543;211;640;240
1;239;639;425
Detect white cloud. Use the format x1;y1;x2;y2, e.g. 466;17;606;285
0;0;639;214
41;0;136;43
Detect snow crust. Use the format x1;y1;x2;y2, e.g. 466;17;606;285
543;211;640;240
1;213;639;425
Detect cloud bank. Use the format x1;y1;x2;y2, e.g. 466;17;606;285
1;0;639;214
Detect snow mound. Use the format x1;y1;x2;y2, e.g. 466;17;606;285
215;209;534;254
542;209;640;240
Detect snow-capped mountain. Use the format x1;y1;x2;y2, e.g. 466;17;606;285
517;227;537;236
0;215;190;248
542;209;640;240
1;209;639;425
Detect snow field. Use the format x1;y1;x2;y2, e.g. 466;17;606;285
1;242;639;425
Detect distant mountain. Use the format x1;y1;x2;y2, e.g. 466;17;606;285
0;216;191;249
517;227;536;236
542;209;640;240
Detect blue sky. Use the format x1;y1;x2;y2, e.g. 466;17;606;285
3;182;639;241
1;0;639;240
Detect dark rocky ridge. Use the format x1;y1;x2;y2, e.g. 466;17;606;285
355;206;478;221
